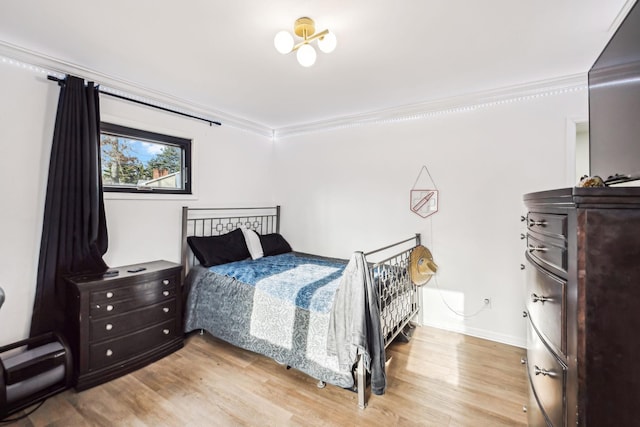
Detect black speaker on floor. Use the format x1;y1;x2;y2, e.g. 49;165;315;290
0;332;72;419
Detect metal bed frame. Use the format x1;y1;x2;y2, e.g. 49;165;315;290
366;235;422;348
181;206;280;277
180;206;420;408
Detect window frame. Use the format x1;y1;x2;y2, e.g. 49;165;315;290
100;122;192;195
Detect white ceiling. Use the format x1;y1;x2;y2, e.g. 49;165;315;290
0;0;634;131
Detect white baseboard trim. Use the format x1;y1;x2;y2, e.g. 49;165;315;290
420;319;526;349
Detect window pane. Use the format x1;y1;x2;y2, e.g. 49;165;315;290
99;123;191;194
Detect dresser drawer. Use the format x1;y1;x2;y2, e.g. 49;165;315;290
526;373;552;427
66;260;183;390
525;253;566;357
90;276;177;305
526;233;567;277
90;299;176;341
90;287;177;318
89;319;177;371
527;212;567;241
527;319;566;427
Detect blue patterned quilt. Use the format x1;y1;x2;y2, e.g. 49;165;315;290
184;252;355;389
208;252;347;313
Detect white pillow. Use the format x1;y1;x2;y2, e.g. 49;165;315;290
241;227;264;260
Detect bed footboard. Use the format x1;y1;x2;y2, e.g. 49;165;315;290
365;234;421;348
354;234;421;408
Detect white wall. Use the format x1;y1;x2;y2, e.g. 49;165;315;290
0;66;58;346
99;99;275;268
0;56;588;349
0;64;275;345
272;90;588;347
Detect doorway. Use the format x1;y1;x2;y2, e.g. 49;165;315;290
565;118;589;186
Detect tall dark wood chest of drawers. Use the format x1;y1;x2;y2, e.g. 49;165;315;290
65;260;183;390
523;187;640;426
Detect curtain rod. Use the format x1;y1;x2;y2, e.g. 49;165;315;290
47;75;221;127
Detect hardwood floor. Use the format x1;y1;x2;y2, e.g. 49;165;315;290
6;326;527;426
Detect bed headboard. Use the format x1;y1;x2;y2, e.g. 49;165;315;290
181;206;281;275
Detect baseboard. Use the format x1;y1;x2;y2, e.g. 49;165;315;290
420;319;526;349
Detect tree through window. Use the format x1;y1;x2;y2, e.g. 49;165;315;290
100;123;191;194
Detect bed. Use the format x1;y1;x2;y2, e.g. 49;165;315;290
181;206;420;408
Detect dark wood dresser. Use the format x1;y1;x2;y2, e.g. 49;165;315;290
65;260;183;390
522;187;640;426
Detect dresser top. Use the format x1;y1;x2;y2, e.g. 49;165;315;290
67;260;182;285
524;186;640;208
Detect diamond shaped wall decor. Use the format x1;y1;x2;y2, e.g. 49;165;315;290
410;189;438;218
410;165;439;218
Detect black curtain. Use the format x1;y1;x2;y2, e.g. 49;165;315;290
30;75;109;338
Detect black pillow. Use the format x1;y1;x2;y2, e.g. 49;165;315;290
259;233;292;256
187;228;250;267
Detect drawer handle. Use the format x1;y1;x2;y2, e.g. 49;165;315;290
163;307;170;313
520;233;526;240
522;311;528;318
534;365;554;377
162;279;170;285
522;405;527;413
106;349;113;357
529;219;547;227
520;216;526;222
520;264;525;270
162;290;170;297
107;304;114;312
520;357;526;365
163;329;170;335
106;291;114;298
531;293;552;303
527;245;548;252
105;323;113;331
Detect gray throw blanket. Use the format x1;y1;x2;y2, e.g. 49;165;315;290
327;251;386;395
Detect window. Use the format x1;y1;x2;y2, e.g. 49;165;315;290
100;123;191;194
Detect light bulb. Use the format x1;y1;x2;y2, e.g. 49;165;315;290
318;31;337;54
274;31;294;54
296;44;316;67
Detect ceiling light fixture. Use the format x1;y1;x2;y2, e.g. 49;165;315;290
274;17;336;67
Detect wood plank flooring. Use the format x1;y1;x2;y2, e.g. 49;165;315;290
6;326;527;426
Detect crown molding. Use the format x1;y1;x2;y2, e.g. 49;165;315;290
609;0;637;33
1;40;587;142
274;73;588;139
0;40;273;138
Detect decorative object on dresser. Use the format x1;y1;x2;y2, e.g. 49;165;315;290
522;187;640;426
181;206;421;409
64;260;183;390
